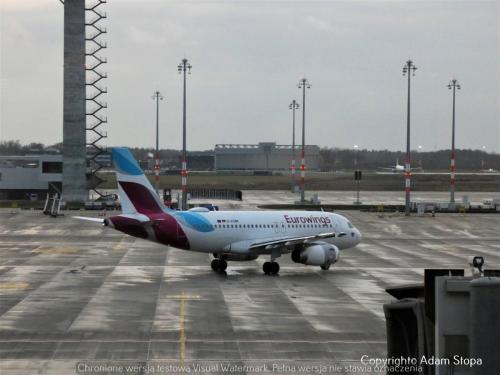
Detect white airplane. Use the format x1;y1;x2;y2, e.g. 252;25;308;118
378;159;422;173
480;168;497;173
75;148;362;275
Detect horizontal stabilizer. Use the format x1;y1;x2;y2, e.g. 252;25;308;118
73;216;105;224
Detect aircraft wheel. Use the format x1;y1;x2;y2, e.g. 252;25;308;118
211;259;219;271
218;259;227;273
263;262;272;275
320;263;331;270
271;262;280;275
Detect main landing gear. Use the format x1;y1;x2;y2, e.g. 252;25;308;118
263;249;281;275
211;258;227;273
263;262;280;275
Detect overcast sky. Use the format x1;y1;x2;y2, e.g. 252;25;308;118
1;0;499;152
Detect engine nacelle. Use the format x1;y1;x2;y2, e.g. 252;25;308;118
291;243;339;267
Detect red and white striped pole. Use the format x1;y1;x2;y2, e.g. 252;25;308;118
152;90;163;197
300;149;305;200
155;154;160;192
402;60;417;216
448;79;460;205
450;151;455;202
405;156;411;196
178;58;191;210
181;157;187;206
298;78;310;203
289;100;299;189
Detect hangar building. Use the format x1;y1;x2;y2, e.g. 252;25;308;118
214;142;320;171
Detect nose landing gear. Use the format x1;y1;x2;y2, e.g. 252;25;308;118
263;261;280;275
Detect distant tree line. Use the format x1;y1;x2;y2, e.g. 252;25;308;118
0;140;53;155
319;148;500;171
1;140;499;171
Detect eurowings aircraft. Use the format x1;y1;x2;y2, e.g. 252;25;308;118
75;148;362;275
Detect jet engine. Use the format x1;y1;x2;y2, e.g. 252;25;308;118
291;243;339;268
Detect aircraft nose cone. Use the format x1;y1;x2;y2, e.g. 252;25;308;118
355;228;362;244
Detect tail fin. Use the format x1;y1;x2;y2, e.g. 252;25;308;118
111;147;165;215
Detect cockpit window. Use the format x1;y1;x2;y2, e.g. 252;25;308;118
347;221;354;228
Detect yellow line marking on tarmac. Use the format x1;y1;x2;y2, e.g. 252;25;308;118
0;282;30;290
167;294;200;300
113;236;126;251
175;293;199;363
179;291;187;366
32;247;80;254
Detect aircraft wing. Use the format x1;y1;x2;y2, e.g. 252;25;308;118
248;232;336;253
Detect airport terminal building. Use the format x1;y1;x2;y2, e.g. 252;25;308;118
0;155;63;200
214;142;320;171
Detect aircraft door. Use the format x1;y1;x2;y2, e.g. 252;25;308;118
273;222;280;234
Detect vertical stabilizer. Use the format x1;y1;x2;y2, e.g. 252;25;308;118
111;148;165;215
